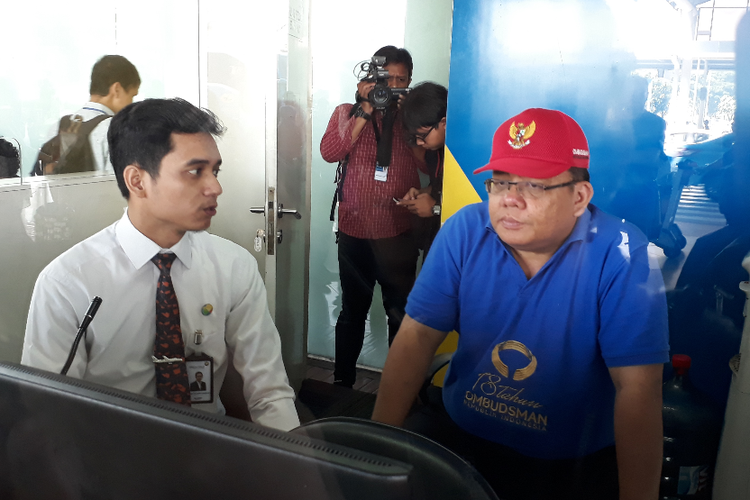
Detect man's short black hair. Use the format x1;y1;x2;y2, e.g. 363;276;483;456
569;167;590;183
400;82;447;135
108;98;225;199
373;45;413;77
90;55;141;96
0;138;21;178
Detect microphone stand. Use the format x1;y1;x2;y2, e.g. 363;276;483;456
61;296;102;376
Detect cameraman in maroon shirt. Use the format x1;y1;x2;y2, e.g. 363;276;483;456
321;45;422;388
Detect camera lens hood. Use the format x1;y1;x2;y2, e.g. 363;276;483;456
369;84;392;109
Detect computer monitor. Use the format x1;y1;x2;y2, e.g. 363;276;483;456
0;362;412;499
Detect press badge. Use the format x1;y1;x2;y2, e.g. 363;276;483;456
374;163;388;182
186;351;214;404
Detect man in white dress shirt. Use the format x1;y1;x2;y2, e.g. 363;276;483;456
35;55;140;175
22;98;300;431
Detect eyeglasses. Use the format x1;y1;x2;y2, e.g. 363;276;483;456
412;124;437;144
484;178;578;199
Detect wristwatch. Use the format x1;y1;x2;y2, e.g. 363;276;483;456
432;204;441;216
353;106;371;121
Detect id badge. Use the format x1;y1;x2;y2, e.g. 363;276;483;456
186;352;214;404
374;163;388;182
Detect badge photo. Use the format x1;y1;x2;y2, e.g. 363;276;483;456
186;354;214;404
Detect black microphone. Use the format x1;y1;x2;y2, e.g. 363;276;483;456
61;296;102;376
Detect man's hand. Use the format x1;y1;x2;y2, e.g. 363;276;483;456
356;80;375;115
610;364;663;500
372;315;448;427
43;161;57;175
395;91;408;109
400;187;421;201
350;80;376;144
398;193;437;217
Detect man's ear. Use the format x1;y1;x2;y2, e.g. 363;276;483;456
108;81;124;98
123;164;148;198
572;181;594;217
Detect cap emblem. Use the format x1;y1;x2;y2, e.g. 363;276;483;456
508;121;536;149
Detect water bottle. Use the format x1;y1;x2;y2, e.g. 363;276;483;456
660;354;724;499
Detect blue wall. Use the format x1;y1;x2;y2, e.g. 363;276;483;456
446;0;748;405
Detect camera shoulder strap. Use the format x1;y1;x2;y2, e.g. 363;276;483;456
375;107;395;168
371;115;381;143
330;154;350;222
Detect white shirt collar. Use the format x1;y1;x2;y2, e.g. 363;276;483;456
115;209;193;270
82;101;115;116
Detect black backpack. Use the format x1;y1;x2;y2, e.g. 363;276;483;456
30;114;112;176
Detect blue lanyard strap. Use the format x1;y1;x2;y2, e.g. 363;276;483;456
82;107;108;115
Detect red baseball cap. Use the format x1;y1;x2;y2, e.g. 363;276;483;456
473;108;590;179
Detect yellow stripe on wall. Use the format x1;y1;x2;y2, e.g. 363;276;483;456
441;145;482;223
431;145;482;385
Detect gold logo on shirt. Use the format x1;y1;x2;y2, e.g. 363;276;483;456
492;340;537;381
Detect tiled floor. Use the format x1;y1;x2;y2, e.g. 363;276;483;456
297;357;382;423
305;356;382;393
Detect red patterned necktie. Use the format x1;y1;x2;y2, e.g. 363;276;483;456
151;253;191;406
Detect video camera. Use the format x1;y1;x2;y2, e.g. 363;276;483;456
358;56;409;109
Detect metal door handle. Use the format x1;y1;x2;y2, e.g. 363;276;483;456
277;204;302;220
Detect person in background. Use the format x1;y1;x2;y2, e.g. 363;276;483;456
0;138;21;178
372;108;669;500
22;98;299;431
397;82;447;258
32;55;140;175
320;46;421;388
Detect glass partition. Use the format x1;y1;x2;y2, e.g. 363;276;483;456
0;1;199;181
0;1;200;362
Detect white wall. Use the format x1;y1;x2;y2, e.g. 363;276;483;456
405;0;453;86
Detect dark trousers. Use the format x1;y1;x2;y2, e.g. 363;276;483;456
334;231;418;386
410;214;441;260
404;404;620;500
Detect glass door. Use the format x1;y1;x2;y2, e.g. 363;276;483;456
199;0;311;390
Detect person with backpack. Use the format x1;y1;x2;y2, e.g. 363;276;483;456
32;55;140;176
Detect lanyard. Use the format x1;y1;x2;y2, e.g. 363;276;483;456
82;107;108;115
434;149;443;181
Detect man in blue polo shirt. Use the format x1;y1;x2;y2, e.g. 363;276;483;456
372;108;669;500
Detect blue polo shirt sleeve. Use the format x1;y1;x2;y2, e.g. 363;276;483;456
406;205;478;333
597;228;670;367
